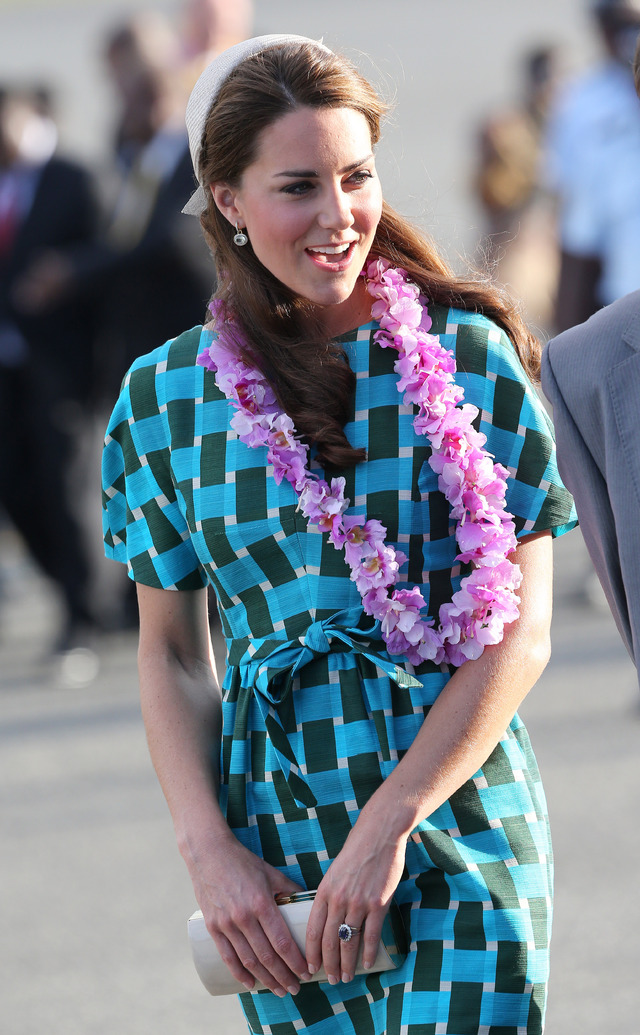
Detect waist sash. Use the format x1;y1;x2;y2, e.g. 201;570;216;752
226;607;421;808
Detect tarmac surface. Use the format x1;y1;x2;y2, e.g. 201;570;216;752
1;525;638;1035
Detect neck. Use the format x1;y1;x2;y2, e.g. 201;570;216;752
308;278;373;339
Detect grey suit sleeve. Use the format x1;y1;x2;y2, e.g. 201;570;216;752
542;341;635;663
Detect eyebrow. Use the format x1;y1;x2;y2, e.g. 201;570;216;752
273;154;374;178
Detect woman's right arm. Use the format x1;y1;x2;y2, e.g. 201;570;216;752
136;583;309;996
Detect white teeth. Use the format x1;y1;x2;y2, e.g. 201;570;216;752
307;243;351;254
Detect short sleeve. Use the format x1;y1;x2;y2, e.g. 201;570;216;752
101;338;208;590
450;311;577;539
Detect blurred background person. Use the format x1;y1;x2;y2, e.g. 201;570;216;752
178;0;254;88
16;11;219;637
106;9;185;171
20;10;215;408
546;0;640;332
474;45;561;332
96;9;215;399
0;85;99;655
542;35;640;675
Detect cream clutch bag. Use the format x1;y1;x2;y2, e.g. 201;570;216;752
188;890;407;996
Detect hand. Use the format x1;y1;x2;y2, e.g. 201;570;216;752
12;251;74;313
304;817;407;985
189;831;311;996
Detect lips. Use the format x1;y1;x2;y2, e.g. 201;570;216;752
307;242;352;255
305;241;356;268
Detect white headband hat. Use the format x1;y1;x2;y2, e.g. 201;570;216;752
182;33;333;216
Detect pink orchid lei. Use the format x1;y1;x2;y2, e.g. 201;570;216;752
197;256;522;667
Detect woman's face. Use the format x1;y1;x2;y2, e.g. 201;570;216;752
212;105;383;336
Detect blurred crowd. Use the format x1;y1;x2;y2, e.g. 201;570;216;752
0;0;252;675
2;0;640;680
473;0;640;335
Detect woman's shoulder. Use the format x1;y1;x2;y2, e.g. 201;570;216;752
107;325;215;441
122;324;228;412
126;325;206;384
428;302;515;361
425;302;544;422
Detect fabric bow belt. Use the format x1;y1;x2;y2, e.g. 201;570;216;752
226;607;421;808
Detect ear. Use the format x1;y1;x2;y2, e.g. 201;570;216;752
210;183;243;227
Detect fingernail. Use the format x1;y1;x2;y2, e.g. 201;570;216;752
287;985;299;996
274;988;287;998
299;971;312;982
243;981;255;991
342;972;351;984
328;974;339;985
307;963;318;975
363;961;372;970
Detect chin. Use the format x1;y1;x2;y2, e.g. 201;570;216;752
315;289;355;308
310;278;362;308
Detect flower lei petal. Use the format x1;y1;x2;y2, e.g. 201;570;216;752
197;261;522;667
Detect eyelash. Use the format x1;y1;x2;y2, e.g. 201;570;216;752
281;170;373;196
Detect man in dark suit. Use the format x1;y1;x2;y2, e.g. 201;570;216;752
0;87;99;651
24;14;214;404
15;17;215;639
541;36;640;686
61;133;214;405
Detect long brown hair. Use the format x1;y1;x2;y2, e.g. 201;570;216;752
198;42;540;468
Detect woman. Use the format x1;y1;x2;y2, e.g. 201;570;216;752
102;34;576;1034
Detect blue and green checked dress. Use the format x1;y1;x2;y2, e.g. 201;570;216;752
102;305;576;1035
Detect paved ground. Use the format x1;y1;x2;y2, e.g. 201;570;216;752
1;525;638;1035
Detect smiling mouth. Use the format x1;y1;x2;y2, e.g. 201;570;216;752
305;241;356;266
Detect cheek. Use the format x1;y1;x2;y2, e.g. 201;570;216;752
359;188;383;237
275;204;315;247
248;203;307;254
244;201;274;238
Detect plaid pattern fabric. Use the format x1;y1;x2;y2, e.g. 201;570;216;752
102;311;576;1034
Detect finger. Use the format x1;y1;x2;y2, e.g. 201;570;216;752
226;927;291;996
241;914;306;993
305;895;328;978
272;871;307;898
321;906;347;986
259;906;311;986
337;917;366;984
219;908;303;996
359;910;385;972
264;868;311;979
209;929;258;992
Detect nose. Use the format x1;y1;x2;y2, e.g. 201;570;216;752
317;183;354;231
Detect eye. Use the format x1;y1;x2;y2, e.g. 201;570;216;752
281;180;315;196
346;169;374;187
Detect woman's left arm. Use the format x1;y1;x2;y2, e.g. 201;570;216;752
306;530;553;983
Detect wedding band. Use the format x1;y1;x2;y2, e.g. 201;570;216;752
338;923;361;943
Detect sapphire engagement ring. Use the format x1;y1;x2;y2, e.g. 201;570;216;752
338;923;361;943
